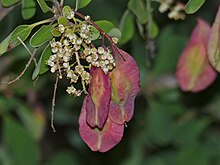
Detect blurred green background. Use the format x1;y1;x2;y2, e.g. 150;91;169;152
1;0;220;165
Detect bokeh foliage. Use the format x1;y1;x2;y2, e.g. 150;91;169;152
0;0;220;164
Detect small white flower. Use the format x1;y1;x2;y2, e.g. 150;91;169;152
76;39;83;45
86;56;92;63
67;10;75;19
63;39;69;46
63;62;69;68
85;15;90;21
84;48;91;56
112;37;119;44
58;24;65;33
75;65;84;74
52;47;58;53
98;47;105;54
51;66;57;73
63;55;70;62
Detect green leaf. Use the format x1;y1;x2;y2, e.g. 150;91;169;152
22;0;36;20
90;26;100;40
37;0;50;13
58;16;68;25
95;20;114;33
39;45;52;74
107;28;121;39
62;5;72;18
128;0;148;24
10;24;35;47
74;0;91;9
51;27;61;37
1;0;20;7
32;45;50;79
185;0;206;14
3;116;40;165
44;150;79;165
0;34;12;56
119;10;135;44
30;25;53;47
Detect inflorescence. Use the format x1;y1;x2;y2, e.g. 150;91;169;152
47;6;117;97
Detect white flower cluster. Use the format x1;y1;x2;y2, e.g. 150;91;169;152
47;21;94;96
46;9;116;97
83;47;116;74
158;0;185;20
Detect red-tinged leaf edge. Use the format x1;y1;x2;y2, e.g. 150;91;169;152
79;96;124;152
109;47;140;124
86;67;111;129
208;6;220;72
176;18;217;92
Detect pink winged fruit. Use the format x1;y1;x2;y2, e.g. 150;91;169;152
176;18;217;92
79;47;140;152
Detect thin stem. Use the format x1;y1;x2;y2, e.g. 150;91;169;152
32;18;53;27
75;0;79;11
8;49;38;85
51;74;59;132
145;0;156;66
75;52;87;94
60;0;64;7
17;37;38;67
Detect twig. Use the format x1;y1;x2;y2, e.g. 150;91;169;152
8;48;38;85
75;52;87;94
17;37;38;67
51;74;59;132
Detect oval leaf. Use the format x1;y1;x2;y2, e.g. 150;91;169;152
185;0;206;14
32;45;51;79
108;28;121;39
1;0;20;7
79;96;124;152
128;0;148;24
0;34;12;56
30;25;53;47
39;45;52;74
95;20;114;33
208;6;220;72
22;0;36;20
176;19;217;92
58;16;68;25
119;10;135;44
11;25;34;46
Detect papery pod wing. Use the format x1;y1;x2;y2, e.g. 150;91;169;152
176;19;217;92
208;6;220;72
86;67;111;129
109;47;140;124
79;96;124;152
